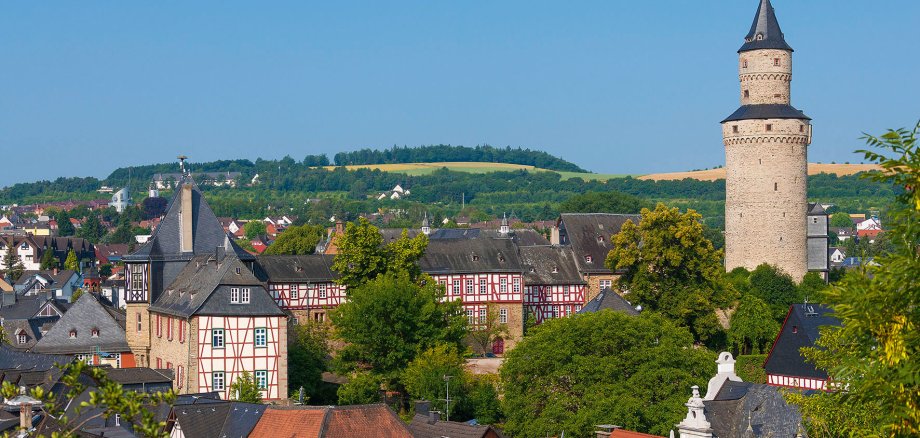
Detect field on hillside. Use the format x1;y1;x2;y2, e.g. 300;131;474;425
639;163;882;182
326;162;633;181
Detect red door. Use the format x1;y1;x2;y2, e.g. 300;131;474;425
492;337;505;355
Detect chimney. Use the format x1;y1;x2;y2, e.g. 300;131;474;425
335;220;344;235
53;267;58;276
180;183;193;252
428;411;440;425
215;246;226;265
414;400;430;418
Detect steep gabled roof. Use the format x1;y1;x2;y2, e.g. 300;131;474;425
249;404;412;438
705;381;804;437
739;0;793;52
124;177;252;262
32;293;129;355
558;213;640;274
419;238;523;274
408;414;503;438
172;401;267;438
764;303;839;379
150;255;285;318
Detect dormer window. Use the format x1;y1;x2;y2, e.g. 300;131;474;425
472;254;480;262
230;287;250;304
596;235;604;243
69;330;77;338
18;333;27;344
756;34;764;41
585;255;593;263
91;328;100;338
552;266;559;273
235;267;242;275
792;325;798;334
295;266;304;272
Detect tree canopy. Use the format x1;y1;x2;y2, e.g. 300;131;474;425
243;221;267;240
728;294;779;355
747;264;803;320
229;370;263;404
329;272;467;385
558;190;651;214
64;249;80;272
606;203;734;342
264;224;325;255
331;218;428;288
500;311;714;437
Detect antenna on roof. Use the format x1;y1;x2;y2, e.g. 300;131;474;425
178;155;189;177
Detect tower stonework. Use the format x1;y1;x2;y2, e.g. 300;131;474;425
722;0;811;280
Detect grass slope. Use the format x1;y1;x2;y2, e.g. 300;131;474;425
639;163;882;182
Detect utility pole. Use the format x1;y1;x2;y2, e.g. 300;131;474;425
439;375;454;421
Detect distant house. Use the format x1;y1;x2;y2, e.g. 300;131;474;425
105;367;174;393
828;247;846;265
830;227;855;242
32;293;133;368
256;254;344;324
152;172;241;190
108;187;132;213
857;228;883;242
14;269;82;302
378;184;411;200
855;217;882;231
764;303;840;391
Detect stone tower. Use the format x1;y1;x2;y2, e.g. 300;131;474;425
722;0;812;280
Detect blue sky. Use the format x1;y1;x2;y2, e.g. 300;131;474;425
1;1;918;187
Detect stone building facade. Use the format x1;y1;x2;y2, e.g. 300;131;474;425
722;0;812;280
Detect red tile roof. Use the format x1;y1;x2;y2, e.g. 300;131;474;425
249;407;324;438
249;404;412;438
610;430;665;438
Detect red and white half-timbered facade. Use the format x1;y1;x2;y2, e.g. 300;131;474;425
524;283;587;324
196;315;286;400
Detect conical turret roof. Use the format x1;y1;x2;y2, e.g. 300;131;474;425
739;0;793;52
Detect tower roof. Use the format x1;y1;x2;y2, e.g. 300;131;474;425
739;0;793;53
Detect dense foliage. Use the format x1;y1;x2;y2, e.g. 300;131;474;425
263;224;326;255
288;321;331;403
606;203;734;343
558;190;652;214
331;218;428;288
791;122;920;436
332;144;587;172
500;311;714;437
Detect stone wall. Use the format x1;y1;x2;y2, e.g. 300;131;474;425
148;312;192;391
125;304;150;367
739;49;792;105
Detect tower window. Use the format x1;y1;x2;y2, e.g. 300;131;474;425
800;125;805;133
765;124;773;131
742;59;748;68
774;182;778;191
774;58;781;66
774;93;781;98
758;158;762;165
732;125;739;133
756;34;764;41
743;90;750;98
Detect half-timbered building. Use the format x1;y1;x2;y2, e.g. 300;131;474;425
255;254;345;324
551;213;640;299
122;174;288;400
519;245;587;324
764;303;838;391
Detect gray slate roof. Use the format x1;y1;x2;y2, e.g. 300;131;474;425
104;367;174;385
408;414;503;438
1;316;59;350
765;303;839;379
172;401;267;438
577;289;640;316
419;237;523;275
739;0;793;52
124;178;252;262
721;104;811;123
0;343;72;371
150;255;285;318
705;381;804;437
558;213;640;274
519;245;586;285
32;293;130;355
255;254;339;283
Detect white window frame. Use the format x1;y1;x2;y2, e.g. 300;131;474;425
466;309;474;325
212;328;224;348
255;370;268;390
499;308;508;324
241;288;251;303
318;283;327;299
290;285;299;300
499;278;508;293
465;279;474;295
254;328;267;347
478;308;487;324
479;279;487;294
512;278;521;293
213;372;225;391
17;333;27;344
452;280;461;294
230;287;240;304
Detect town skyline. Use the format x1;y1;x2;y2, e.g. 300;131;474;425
3;1;919;187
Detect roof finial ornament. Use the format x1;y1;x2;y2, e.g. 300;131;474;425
500;212;510;235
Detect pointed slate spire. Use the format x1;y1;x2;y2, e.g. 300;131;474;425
739;0;793;52
421;212;431;235
500;213;510;235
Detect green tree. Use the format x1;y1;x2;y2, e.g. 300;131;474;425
107;216;135;244
467;305;508;356
830;211;855;228
500;311;715;437
3;240;25;282
330;272;466;385
0;360;175;437
337;372;381;405
558;191;650;214
99;264;113;278
728;294;779;354
790;122;920;436
288;321;330;401
403;344;468;419
264;224;326;255
70;288;85;303
64;249;80;272
229;370;263;404
57;210;76;236
466;375;503;425
748;264;802;320
606;203;734;342
243;221;267;240
40;248;59;270
798;271;828;300
78;213;106;242
331;218;429;288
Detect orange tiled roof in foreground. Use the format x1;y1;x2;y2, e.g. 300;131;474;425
610;429;665;438
249;404;412;438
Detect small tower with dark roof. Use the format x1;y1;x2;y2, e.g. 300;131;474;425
722;0;811;280
499;213;510;236
421;212;431;236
